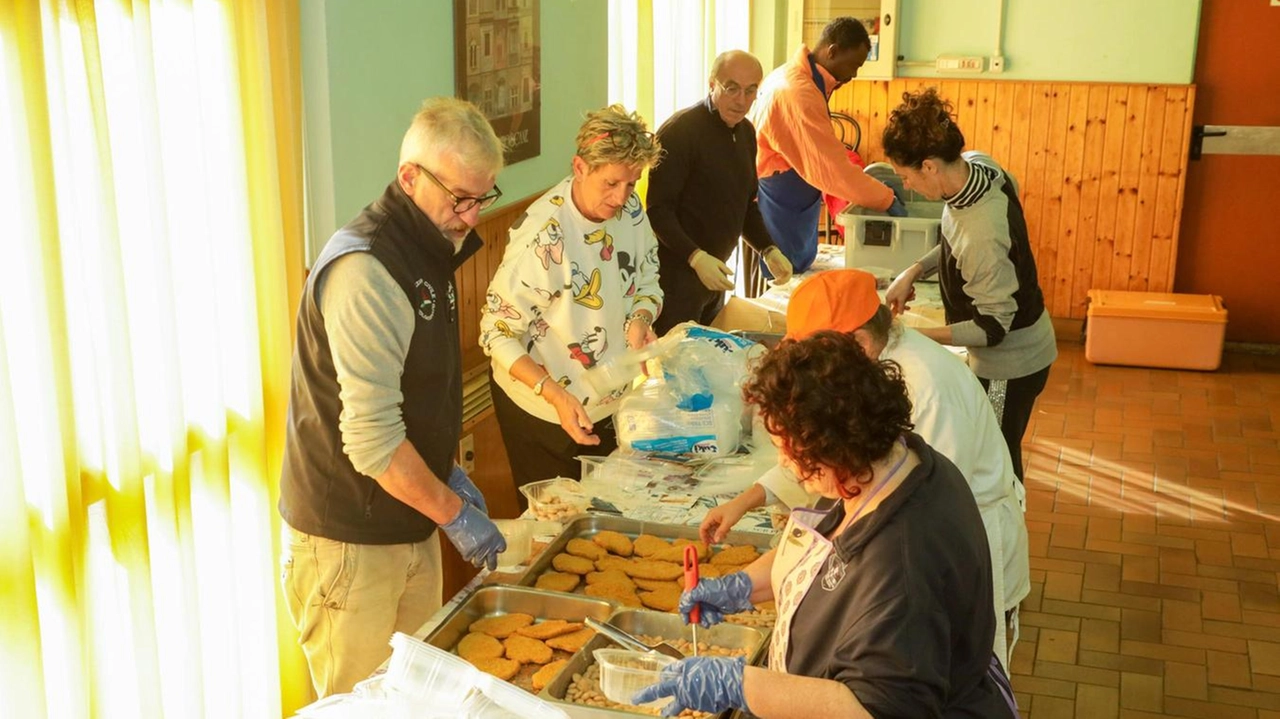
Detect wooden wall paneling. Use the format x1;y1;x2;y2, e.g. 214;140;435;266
847;81;870;153
1036;85;1071;311
1051;84;1088;317
1006;83;1035;197
972;82;996;156
1110;85;1147;293
463;407;520;520
456;199;533;371
1019;83;1053;303
955;82;980;153
867;80;890;162
1170;85;1195;291
1129;86;1169;292
1069;85;1110;319
828;79;1193;320
1090;86;1129;307
1150;86;1194;292
989;82;1014;173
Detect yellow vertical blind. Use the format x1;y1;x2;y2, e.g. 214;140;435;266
0;0;306;716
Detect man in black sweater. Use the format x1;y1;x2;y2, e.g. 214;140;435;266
648;50;792;336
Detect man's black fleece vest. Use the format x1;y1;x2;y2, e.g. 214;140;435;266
280;181;480;544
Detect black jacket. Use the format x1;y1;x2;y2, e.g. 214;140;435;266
785;433;1013;718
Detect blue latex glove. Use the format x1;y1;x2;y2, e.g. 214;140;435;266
678;571;754;628
632;656;747;717
447;464;488;514
864;161;910;217
440;502;506;571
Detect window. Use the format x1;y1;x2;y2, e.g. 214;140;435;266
0;1;303;715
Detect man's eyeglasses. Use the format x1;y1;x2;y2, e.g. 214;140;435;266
715;81;759;100
414;163;502;214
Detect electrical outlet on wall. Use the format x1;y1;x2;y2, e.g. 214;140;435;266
989;56;1005;73
458;433;476;474
936;55;984;73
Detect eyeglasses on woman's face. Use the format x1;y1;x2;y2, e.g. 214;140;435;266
414;163;502;214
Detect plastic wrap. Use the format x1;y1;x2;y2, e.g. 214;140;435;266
614;324;763;457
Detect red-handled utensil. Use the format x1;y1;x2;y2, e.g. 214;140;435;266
683;544;701;657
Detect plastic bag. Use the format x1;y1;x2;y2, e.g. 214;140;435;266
614;324;763;457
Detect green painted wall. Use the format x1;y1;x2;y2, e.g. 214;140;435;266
752;1;1201;84
896;0;1201;83
302;1;608;254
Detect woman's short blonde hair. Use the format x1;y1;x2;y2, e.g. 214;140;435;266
574;104;663;172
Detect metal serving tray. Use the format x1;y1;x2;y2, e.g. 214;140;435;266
422;584;616;695
543;608;768;719
517;514;776;592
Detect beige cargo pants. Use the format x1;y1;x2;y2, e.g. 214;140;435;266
282;524;443;697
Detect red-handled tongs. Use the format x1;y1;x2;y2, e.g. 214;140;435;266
683;544;701;657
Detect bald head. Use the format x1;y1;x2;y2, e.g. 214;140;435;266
709;50;763;84
708;50;763;127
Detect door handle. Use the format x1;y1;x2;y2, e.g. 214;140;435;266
1190;125;1229;161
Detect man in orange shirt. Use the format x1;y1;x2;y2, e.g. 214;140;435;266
750;17;902;275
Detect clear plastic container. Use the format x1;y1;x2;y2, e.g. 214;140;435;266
473;673;570;719
519;477;589;521
837;199;944;275
492;519;534;571
592;648;677;708
384;632;478;709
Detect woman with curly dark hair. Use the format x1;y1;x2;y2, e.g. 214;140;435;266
635;331;1018;718
882;87;1056;484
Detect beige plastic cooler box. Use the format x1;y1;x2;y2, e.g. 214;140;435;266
1084;290;1228;371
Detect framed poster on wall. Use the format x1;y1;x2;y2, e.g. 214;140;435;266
455;0;541;165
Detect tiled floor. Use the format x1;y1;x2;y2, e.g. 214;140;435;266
1011;342;1280;718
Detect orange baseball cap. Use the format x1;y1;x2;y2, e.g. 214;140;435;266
784;269;882;340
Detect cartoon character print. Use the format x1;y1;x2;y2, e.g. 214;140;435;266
534;218;566;270
622;192;644;225
517;281;558;352
524;304;550;352
485;290;522;320
526;317;550;352
617;250;637;298
584;228;615;261
521;280;561;306
571;262;603;310
598;385;629;406
549;195;565;207
567;326;607;369
491;320;517;339
643;244;660;272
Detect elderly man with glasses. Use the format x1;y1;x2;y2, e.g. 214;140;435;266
480;104;664;502
647;50;793;335
279;97;507;697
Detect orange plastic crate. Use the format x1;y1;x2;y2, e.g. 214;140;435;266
1085;290;1227;371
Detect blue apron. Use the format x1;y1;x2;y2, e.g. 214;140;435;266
757;57;828;276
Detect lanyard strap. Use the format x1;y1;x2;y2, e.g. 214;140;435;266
841;437;909;530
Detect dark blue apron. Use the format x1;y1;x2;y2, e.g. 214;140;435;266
757;56;828;276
